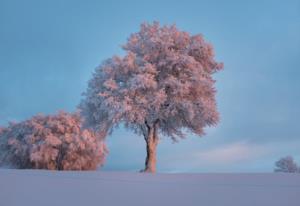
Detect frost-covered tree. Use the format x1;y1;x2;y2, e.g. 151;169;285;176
0;112;107;170
274;156;299;173
80;22;223;173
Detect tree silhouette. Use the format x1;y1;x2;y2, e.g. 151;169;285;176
274;156;299;173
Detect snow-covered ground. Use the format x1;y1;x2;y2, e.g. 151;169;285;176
0;169;299;206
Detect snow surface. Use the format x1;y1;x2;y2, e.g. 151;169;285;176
0;169;300;206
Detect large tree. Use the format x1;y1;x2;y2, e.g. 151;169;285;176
80;22;223;173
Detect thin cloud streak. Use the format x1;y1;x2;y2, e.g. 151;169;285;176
194;142;269;164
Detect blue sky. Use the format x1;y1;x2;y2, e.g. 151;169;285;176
0;0;299;172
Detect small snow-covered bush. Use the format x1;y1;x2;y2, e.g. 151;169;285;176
274;156;299;173
0;112;107;170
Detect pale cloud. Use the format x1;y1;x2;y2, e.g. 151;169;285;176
194;142;269;164
159;141;273;172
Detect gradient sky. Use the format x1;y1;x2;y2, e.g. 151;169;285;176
0;0;299;172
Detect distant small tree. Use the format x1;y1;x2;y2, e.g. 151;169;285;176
274;156;299;173
80;22;223;173
0;112;107;170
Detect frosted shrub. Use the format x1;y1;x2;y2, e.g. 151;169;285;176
0;112;106;170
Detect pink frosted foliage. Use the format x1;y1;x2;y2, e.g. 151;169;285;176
80;22;223;140
0;112;107;170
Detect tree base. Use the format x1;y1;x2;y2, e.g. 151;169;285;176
139;168;155;173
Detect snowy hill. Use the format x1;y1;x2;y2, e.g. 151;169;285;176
0;169;299;206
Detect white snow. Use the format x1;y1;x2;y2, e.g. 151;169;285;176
0;169;299;206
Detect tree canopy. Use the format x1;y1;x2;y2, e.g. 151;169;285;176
80;22;223;140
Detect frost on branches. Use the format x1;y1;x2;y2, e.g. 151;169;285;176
0;112;107;170
80;22;223;173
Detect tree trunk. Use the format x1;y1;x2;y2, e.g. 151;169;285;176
141;122;159;173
